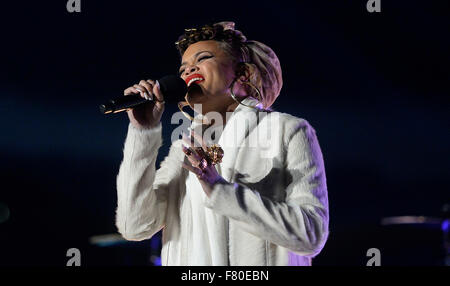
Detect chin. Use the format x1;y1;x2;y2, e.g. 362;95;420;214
187;93;205;105
186;84;207;104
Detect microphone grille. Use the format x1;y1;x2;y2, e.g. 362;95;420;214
158;75;187;103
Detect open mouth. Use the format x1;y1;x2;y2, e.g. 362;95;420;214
185;73;205;88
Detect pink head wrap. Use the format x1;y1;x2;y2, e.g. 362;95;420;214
214;22;283;109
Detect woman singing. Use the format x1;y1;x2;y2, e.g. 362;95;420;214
116;21;329;266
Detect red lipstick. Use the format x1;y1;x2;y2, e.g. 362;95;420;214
185;74;205;87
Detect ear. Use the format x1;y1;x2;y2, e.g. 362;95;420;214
236;63;257;82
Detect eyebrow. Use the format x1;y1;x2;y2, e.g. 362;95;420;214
180;50;211;68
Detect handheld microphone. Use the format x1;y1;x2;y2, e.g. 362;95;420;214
99;75;187;114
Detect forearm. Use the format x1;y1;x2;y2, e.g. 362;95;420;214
205;181;329;256
116;123;166;241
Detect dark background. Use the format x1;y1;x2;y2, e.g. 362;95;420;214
0;0;448;266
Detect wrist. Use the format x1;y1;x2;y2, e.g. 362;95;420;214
212;176;227;186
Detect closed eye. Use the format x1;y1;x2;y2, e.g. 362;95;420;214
178;54;213;75
198;55;213;62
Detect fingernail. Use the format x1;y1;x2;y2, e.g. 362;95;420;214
155;80;160;90
143;92;150;100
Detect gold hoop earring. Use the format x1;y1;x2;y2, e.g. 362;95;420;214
177;101;195;121
230;78;263;109
177;100;210;125
241;80;263;103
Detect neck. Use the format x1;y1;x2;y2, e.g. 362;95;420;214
202;99;240;127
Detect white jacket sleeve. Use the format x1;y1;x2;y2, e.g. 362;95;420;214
115;123;183;241
204;122;329;257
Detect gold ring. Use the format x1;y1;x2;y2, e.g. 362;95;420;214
206;144;224;165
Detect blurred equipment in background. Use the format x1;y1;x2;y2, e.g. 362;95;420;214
441;204;450;266
88;233;162;266
0;202;10;224
380;203;450;266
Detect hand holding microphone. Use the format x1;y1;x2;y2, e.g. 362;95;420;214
124;79;165;130
99;75;187;130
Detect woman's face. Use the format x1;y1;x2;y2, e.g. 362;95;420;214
179;40;239;115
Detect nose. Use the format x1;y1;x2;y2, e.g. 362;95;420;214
184;65;199;76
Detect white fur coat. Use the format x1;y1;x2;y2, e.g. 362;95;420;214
116;97;329;266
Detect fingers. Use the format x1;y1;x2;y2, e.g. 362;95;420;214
182;162;202;176
190;129;208;150
182;144;202;166
182;132;204;151
122;80;155;100
182;129;206;148
123;85;150;101
123;79;165;106
138;80;154;100
147;79;165;108
124;86;143;96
